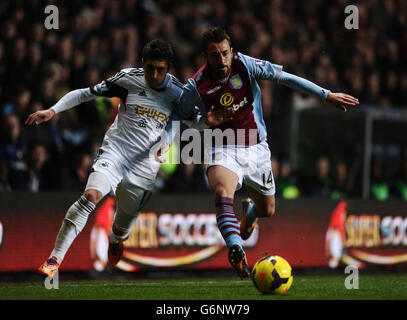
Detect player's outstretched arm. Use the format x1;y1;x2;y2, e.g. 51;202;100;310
277;71;359;111
25;88;96;126
238;53;359;112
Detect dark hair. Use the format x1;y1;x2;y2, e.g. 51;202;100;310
201;27;232;52
141;39;174;64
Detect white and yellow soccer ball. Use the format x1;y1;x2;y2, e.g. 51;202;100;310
252;255;293;294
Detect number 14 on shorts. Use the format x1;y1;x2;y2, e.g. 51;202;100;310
262;170;273;186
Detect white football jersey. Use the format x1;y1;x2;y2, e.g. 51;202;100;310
90;68;185;180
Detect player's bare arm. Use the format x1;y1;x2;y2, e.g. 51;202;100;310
231;48;360;115
25;87;96;127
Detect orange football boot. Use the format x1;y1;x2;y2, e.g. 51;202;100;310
38;257;60;277
228;245;251;279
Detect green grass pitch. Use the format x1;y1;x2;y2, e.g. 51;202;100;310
1;274;407;300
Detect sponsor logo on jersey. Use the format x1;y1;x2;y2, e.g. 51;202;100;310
219;93;249;111
206;86;222;95
230;74;243;89
134;105;169;123
232;96;249;111
219;93;234;106
138;90;147;97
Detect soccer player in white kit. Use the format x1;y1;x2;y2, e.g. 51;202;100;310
26;39;232;277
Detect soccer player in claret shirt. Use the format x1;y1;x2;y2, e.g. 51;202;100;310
26;39;232;277
178;27;359;278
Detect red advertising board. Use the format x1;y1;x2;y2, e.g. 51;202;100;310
1;193;407;272
0;193;94;272
326;200;407;269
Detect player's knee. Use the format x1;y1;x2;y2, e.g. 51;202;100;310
83;189;103;205
213;184;230;200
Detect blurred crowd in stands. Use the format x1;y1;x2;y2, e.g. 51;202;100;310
1;0;407;200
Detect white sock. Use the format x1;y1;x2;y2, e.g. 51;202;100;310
50;220;76;263
50;196;95;263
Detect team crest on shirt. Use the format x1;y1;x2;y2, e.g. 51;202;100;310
230;74;243;89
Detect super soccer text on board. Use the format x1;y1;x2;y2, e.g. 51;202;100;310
346;215;407;247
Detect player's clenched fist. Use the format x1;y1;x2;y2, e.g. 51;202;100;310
25;108;55;126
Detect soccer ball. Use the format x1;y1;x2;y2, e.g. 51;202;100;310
252;255;293;294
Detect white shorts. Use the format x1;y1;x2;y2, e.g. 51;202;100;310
207;140;275;196
87;147;159;196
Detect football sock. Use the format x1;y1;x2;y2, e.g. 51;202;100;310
50;196;95;263
246;202;260;225
215;197;242;249
109;207;140;243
